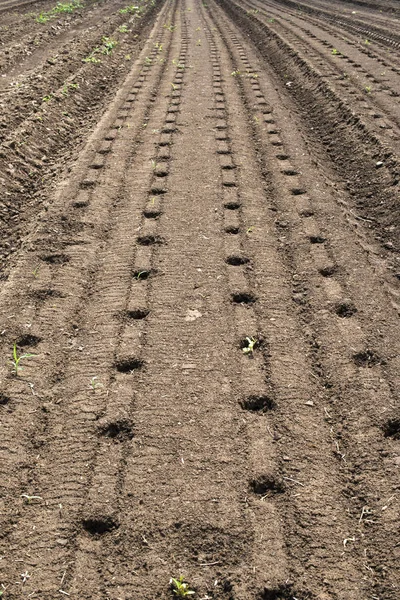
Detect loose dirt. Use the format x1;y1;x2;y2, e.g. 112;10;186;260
0;0;399;598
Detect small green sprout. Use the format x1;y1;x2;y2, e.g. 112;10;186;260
364;39;370;45
83;54;101;63
145;56;152;65
331;48;340;55
231;70;241;77
365;85;372;93
242;337;257;355
151;159;157;170
32;264;40;278
89;376;103;391
11;343;35;376
125;54;131;60
118;24;129;33
101;37;118;55
21;494;42;504
43;94;52;102
196;39;201;46
170;576;195;597
246;226;254;234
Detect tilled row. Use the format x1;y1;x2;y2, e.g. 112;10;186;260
206;1;400;597
245;0;400;143
215;0;400;262
0;0;182;594
0;0;165;274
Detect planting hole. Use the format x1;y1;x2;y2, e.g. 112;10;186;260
82;515;118;535
383;418;400;439
31;288;65;300
150;186;167;195
226;255;250;266
72;200;89;208
319;265;336;277
225;226;239;234
224;202;241;210
17;334;41;348
335;301;357;318
115;358;144;373
132;269;152;280
0;393;10;405
282;169;298;176
99;419;134;441
42;253;70;265
259;584;296;600
231;292;256;304
137;235;164;246
250;475;284;496
241;395;275;412
291;188;306;195
126;308;149;320
276;154;290;160
353;349;382;367
309;235;326;244
143;210;161;219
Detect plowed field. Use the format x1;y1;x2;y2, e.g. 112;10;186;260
0;0;399;598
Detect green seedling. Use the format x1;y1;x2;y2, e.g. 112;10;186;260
125;54;131;60
196;39;201;46
11;343;35;376
89;376;103;391
101;37;118;55
365;85;372;93
21;494;42;504
155;42;163;52
331;48;340;55
145;56;152;64
242;336;257;355
195;26;201;31
364;39;370;45
118;24;129;33
32;264;40;278
163;23;176;31
35;0;83;22
42;94;52;102
83;54;101;63
171;82;177;90
268;17;275;22
170;576;195;597
231;70;241;77
119;4;139;14
246;226;254;234
151;159;157;170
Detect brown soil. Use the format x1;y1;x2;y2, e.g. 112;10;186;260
0;0;399;598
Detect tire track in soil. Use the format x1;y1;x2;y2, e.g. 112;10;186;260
205;1;400;597
0;0;180;594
